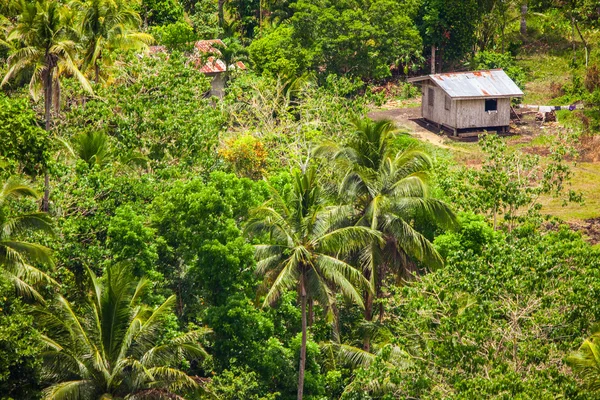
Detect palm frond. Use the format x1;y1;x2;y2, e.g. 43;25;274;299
2;212;54;237
315;226;382;256
383;213;444;269
42;379;94;400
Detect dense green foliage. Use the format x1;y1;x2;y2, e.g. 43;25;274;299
1;0;600;399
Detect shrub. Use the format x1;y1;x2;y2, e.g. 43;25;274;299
152;21;197;51
219;134;268;180
0;94;50;177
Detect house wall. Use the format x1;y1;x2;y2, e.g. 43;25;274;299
210;73;226;98
422;83;456;128
421;83;511;130
455;98;511;129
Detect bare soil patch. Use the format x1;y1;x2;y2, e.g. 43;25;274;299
568;218;600;245
368;107;461;150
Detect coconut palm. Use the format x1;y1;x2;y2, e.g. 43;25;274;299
2;0;93;211
0;178;55;303
567;325;600;392
2;0;92;129
38;263;211;399
317;118;456;338
75;0;153;82
245;166;380;400
323;341;412;397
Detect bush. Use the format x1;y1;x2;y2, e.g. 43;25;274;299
219;134;268;180
152;21;197;51
142;0;184;25
0;94;50;177
248;24;313;79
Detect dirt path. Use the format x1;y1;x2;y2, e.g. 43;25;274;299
368;107;459;151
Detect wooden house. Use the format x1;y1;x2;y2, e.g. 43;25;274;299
407;69;523;136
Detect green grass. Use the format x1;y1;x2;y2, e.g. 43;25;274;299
539;162;600;220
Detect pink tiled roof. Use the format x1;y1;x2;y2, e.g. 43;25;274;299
146;40;247;75
193;40;246;74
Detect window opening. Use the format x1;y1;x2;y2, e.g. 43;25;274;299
445;95;451;110
485;98;498;112
428;88;434;106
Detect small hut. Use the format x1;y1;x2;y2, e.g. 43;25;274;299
148;40;246;98
407;69;523;136
193;39;246;98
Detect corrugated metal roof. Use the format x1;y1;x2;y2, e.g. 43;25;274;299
407;69;523;99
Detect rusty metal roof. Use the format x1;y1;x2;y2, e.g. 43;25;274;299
407;69;523;99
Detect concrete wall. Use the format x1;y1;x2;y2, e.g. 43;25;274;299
210;73;226;98
421;83;511;130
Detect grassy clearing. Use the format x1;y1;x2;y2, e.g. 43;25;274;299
539;162;600;220
519;53;577;105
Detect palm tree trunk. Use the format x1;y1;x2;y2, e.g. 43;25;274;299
218;0;225;27
363;291;373;352
42;69;53;212
297;274;307;400
44;71;52;131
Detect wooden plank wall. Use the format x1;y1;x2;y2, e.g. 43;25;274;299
455;98;510;129
422;84;456;128
421;83;511;130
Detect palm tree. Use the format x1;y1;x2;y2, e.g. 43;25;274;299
73;130;112;168
323;341;411;397
0;178;55;302
317;118;456;341
567;325;600;392
2;0;92;129
246;166;380;400
2;0;92;211
37;263;211;399
75;0;153;83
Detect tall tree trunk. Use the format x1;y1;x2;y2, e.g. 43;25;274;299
42;69;53;212
44;71;52;131
363;290;373;352
377;271;384;323
520;2;528;36
571;13;576;64
218;0;225;28
297;274;307;400
431;45;436;74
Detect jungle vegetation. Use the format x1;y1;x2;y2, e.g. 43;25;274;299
1;0;600;399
